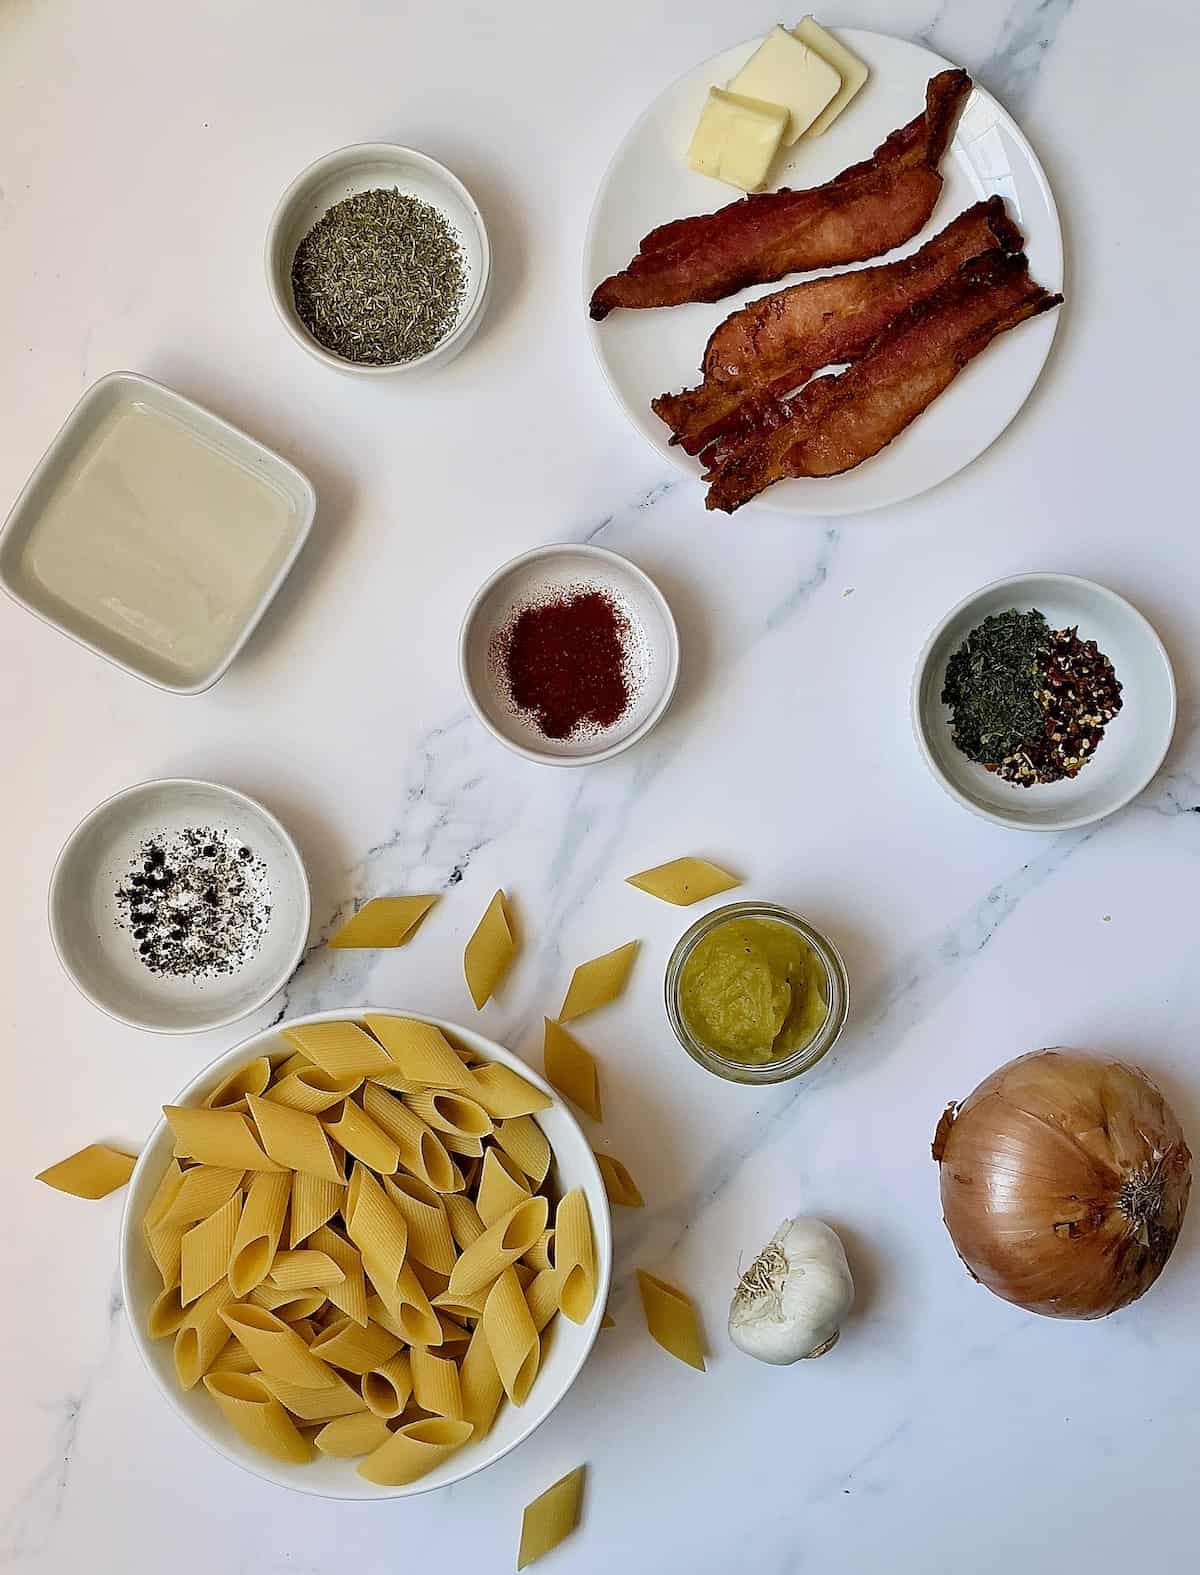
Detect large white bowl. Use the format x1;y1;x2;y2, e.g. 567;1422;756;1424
120;1009;613;1498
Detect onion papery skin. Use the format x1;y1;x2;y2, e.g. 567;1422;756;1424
932;1050;1191;1319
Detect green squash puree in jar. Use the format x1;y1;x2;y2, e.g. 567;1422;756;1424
678;917;827;1064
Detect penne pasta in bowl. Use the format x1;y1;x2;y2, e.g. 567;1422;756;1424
120;1008;612;1498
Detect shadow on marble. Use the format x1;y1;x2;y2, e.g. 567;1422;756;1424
825;1216;886;1328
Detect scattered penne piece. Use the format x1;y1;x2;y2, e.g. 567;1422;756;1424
543;1020;602;1122
328;895;438;949
518;1466;586;1569
35;1143;137;1199
594;1152;644;1208
464;890;516;1009
559;941;639;1021
626;857;741;906
637;1270;706;1371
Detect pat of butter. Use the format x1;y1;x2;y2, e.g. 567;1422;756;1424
793;17;869;136
687;87;789;192
727;24;841;145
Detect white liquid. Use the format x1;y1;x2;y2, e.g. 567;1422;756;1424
22;399;297;684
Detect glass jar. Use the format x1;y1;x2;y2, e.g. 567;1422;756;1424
664;901;849;1085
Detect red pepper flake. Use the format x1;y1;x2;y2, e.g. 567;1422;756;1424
495;587;637;741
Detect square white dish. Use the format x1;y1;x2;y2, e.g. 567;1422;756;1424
0;372;316;693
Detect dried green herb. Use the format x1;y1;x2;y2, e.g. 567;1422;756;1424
942;609;1051;766
291;187;466;365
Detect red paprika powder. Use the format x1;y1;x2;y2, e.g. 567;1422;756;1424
498;587;634;740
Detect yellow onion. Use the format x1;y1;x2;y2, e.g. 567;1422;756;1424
932;1050;1191;1319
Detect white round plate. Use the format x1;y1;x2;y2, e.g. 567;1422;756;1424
121;1009;613;1498
459;543;679;765
49;778;310;1032
585;29;1063;516
912;574;1176;831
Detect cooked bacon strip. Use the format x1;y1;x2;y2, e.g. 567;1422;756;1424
704;250;1063;513
589;69;971;321
652;197;1023;457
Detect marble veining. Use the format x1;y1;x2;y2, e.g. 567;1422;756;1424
3;0;1198;1571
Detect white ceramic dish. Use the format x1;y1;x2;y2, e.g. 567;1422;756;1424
120;1009;613;1498
912;574;1176;831
459;543;680;765
266;144;491;376
584;28;1064;516
49;778;310;1032
0;373;316;693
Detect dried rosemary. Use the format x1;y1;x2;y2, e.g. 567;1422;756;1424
291;187;466;365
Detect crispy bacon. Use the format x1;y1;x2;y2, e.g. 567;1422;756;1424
589;69;971;321
652;197;1023;457
703;249;1063;513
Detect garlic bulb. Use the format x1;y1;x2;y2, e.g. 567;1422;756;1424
728;1217;854;1364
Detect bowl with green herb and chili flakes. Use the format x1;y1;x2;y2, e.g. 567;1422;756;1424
912;574;1175;831
266;144;490;375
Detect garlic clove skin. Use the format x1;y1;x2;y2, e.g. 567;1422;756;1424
728;1217;854;1365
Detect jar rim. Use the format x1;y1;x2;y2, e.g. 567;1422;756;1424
664;902;849;1085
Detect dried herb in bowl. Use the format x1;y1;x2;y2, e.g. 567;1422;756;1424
942;608;1123;786
291;188;466;365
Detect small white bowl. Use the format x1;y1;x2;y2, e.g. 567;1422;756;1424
459;543;680;766
266;144;491;376
120;1009;613;1499
49;778;310;1032
0;372;316;694
912;573;1176;831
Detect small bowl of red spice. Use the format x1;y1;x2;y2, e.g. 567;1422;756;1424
459;544;680;765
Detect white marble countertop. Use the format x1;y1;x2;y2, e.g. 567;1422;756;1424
3;1;1199;1570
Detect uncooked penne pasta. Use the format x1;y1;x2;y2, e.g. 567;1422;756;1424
361;1352;413;1419
494;1116;551;1188
35;1143;137;1199
383;1174;457;1275
362;1015;473;1090
159;1165;244;1226
459;1323;505;1439
370;1262;442;1346
145;1212;188;1290
525;1268;564;1334
208;1340;257;1377
227;1171;291;1296
143;1158;184;1229
250;1285;328;1321
626;857;740;906
147;1282;188;1340
442;1191;486;1251
219;1303;335;1388
324;1100;400;1175
447;1195;549;1298
518;1466;586;1570
637;1270;705;1371
163;1106;281;1172
247;1094;343;1183
264;1066;362;1114
559;940;639;1022
308;1226;370;1327
465;1062;553;1119
258;1366;367;1421
357;1417;474;1486
553;1190;596;1324
203;1057;272;1110
204;1373;313;1464
359;1083;460;1193
343;1165;408;1295
476;1148;531;1228
328;896;438;949
463;890;515;1010
268;1249;345;1290
543;1019;602;1122
281;1020;395;1080
403;1089;493;1142
173;1281;235;1389
289;1171;344;1247
309;1316;402;1375
181;1192;242;1305
314;1412;392;1458
481;1268;540;1405
522;1230;555;1273
410;1345;464;1419
594;1152;644;1208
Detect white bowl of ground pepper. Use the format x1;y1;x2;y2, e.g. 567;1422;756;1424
912;573;1176;831
49;778;311;1032
266;144;491;375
